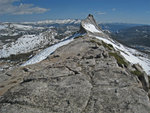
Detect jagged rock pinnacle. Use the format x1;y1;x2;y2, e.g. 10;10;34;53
79;14;103;34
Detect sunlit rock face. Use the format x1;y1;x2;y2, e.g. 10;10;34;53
0;15;150;113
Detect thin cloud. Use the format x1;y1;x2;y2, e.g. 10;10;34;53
112;8;116;11
0;0;49;15
96;11;106;15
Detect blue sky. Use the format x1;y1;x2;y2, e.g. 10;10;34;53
0;0;150;24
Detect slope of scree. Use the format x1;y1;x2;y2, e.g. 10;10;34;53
0;15;150;113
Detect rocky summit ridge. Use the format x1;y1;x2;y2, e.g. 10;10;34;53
0;14;150;113
79;14;108;38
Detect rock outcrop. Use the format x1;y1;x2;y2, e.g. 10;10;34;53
79;14;109;38
0;15;150;113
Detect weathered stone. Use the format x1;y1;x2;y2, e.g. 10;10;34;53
0;15;150;113
132;64;150;92
133;64;144;73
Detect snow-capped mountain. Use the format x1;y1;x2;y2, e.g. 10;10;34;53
1;15;150;113
36;19;81;25
0;19;80;36
23;14;150;75
0;17;150;75
0;20;79;58
81;16;150;75
0;20;80;72
0;31;58;58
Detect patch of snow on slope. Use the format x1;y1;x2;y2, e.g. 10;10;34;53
95;36;150;75
83;24;102;33
22;33;82;66
0;34;52;58
0;25;6;30
12;24;33;30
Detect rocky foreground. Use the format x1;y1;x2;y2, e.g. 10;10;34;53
0;15;150;113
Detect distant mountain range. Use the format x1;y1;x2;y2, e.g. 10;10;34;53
99;23;143;32
1;20;150;52
110;25;150;53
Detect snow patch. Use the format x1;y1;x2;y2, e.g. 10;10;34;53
22;33;83;66
83;24;102;33
0;33;57;58
0;25;7;30
95;36;150;75
12;24;33;30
